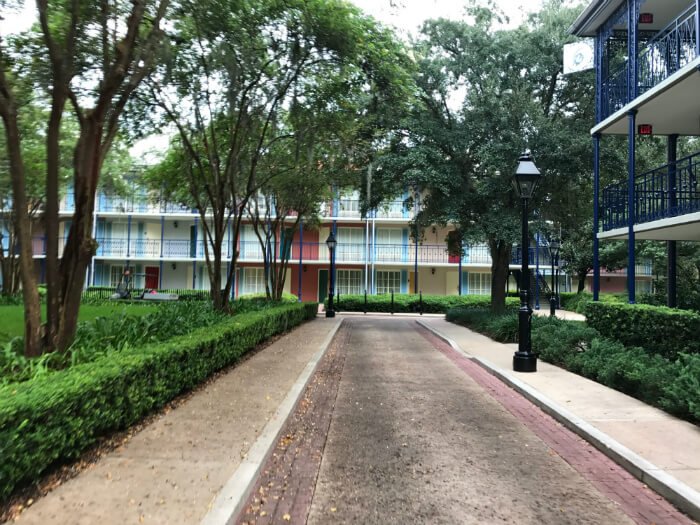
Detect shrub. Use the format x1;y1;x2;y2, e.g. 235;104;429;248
558;292;626;314
1;302;230;384
0;302;318;501
333;293;519;314
585;302;700;359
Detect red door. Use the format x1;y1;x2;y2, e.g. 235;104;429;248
145;266;160;289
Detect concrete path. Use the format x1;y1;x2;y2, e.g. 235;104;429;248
533;308;586;321
420;317;700;517
9;317;340;525
306;318;632;524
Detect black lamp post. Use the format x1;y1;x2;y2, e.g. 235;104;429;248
512;150;541;373
549;238;561;317
326;231;337;318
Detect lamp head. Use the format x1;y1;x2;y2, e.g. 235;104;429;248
326;231;337;250
513;149;541;200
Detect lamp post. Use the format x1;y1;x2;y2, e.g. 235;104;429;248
549;238;561;317
512;150;541;373
326;231;337;318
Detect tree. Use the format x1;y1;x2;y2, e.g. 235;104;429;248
371;1;597;313
0;0;170;355
145;0;412;309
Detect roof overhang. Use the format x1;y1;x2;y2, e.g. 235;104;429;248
591;57;700;136
570;0;625;37
598;211;700;241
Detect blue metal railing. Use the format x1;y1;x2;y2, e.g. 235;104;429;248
638;6;697;95
600;5;698;120
88;239;553;266
602;150;700;231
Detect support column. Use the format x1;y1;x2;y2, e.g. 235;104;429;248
298;220;303;301
667;134;679;308
192;217;198;290
126;214;132;270
627;0;639;102
535;233;540;309
593;133;601;301
627;110;637;303
458;241;463;295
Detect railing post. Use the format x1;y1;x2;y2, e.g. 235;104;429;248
627;109;637;304
419;290;423;315
593;133;601;301
391;290;394;315
668;134;679;308
364;289;367;314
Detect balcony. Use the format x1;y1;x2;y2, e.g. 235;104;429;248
600;5;698;122
87;238;553;266
602;149;700;236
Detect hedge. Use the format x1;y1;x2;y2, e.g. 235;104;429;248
332;293;519;314
0;302;318;501
447;307;700;424
584;302;700;359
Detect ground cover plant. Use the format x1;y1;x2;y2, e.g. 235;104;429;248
0;302;225;384
446;307;700;425
0;301;317;501
331;293;519;314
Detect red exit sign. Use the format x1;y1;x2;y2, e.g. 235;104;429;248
639;13;654;24
638;124;653;135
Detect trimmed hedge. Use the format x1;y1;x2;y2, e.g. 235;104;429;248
558;292;627;314
447;307;700;424
0;302;318;501
332;293;519;314
585;302;700;359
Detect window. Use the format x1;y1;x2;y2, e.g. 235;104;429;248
635;279;653;295
337;269;363;295
338;190;360;217
468;272;491;295
110;265;135;287
376;270;401;294
240;267;267;295
336;227;365;262
375;229;404;262
240;225;263;260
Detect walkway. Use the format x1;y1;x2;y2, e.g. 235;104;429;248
7;315;698;525
7;318;341;525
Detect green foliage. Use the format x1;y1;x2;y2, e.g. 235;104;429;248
584;302;700;359
558;292;626;313
0;302;317;502
333;294;519;314
1;303;227;384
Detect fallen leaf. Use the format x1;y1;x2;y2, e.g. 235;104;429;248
331;507;337;512
283;513;291;521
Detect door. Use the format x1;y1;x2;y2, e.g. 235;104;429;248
318;269;328;303
145;266;160;289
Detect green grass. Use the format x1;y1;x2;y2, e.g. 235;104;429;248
0;304;154;344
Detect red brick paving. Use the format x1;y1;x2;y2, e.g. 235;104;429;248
235;323;350;524
416;323;696;525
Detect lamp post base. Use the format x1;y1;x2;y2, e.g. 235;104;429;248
513;351;537;372
325;310;336;318
550;295;557;316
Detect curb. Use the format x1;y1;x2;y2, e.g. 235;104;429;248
200;318;344;525
415;320;700;522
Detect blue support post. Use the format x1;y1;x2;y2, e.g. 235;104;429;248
627;109;637;303
593;133;601;301
535;233;540;310
126;214;132;258
193;217;198;290
297;220;303;301
160;216;164;258
458;241;463;295
627;0;639;102
668;134;679;308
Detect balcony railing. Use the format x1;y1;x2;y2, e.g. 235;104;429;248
602;149;700;231
638;6;698;96
600;5;698;120
85;238;554;266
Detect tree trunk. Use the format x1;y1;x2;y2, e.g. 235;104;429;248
44;92;67;351
489;238;511;314
1;110;42;356
577;272;587;293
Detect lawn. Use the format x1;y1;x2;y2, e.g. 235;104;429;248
0;303;154;345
